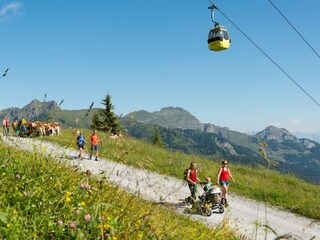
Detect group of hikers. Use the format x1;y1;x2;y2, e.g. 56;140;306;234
76;129;100;161
2;117;27;136
185;159;235;207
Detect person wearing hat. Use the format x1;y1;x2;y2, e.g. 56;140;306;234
76;131;86;159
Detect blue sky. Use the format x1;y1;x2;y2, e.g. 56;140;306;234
1;0;320;133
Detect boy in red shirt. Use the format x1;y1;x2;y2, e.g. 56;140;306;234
90;129;100;161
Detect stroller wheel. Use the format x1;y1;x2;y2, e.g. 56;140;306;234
206;207;212;216
219;204;224;213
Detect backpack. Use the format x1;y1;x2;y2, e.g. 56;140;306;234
183;168;190;181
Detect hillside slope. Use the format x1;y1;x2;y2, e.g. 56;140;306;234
122;108;320;184
2;135;320;240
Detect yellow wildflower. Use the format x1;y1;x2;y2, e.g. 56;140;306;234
80;202;86;207
6;224;10;228
103;223;110;230
66;197;71;203
66;191;72;196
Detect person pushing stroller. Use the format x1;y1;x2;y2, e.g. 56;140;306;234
185;161;202;205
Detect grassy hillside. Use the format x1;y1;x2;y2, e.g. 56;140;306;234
50;109;97;129
45;129;320;221
0;138;236;239
120;119;320;184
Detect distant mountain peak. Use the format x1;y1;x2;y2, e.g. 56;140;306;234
22;99;59;111
128;107;203;130
256;125;298;142
159;106;187;112
0;99;61;122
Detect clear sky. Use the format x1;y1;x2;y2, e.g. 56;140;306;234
1;0;320;134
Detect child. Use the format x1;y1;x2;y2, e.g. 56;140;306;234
76;131;86;159
203;177;213;192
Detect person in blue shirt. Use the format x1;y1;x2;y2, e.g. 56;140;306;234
76;131;86;159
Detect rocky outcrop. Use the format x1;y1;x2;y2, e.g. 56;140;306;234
256;125;298;142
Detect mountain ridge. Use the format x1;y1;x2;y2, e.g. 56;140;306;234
2;101;319;140
0;99;97;129
1;101;319;184
122;107;320;184
131;107;311;143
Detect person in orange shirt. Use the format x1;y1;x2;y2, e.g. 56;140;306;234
90;129;100;161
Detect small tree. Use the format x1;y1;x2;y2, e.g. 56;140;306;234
91;94;120;134
153;128;164;148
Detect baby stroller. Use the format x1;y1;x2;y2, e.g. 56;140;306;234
199;186;224;216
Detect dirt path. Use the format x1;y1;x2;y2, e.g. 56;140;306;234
2;135;320;240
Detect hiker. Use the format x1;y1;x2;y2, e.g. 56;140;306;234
13;120;19;135
76;131;86;159
20;118;27;134
185;161;201;204
89;129;100;161
216;159;235;206
2;117;7;135
5;118;10;135
2;117;7;136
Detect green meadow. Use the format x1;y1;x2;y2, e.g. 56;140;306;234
1;127;319;239
46;129;320;221
0;134;236;239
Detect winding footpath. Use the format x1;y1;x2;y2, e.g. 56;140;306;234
2;135;320;240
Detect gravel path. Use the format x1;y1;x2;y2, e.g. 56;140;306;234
2;135;320;240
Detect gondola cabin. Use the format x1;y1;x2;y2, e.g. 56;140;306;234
208;25;230;51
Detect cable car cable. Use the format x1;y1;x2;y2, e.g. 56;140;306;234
215;6;320;108
268;0;320;59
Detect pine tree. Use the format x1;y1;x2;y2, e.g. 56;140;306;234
152;128;164;148
91;94;120;134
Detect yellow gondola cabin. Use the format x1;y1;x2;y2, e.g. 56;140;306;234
208;25;231;51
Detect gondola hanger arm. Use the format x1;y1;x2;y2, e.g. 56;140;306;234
208;0;219;26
